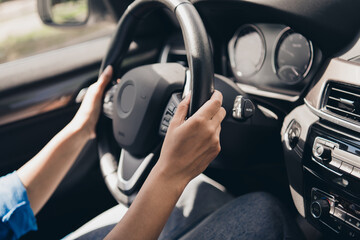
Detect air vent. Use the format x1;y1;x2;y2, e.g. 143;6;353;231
324;83;360;123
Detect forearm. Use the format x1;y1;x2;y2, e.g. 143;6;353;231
105;91;225;240
105;165;188;240
16;66;111;215
17;120;91;215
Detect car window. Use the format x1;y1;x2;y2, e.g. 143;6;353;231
0;0;116;65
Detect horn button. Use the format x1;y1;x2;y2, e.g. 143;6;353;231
112;63;186;157
118;84;136;114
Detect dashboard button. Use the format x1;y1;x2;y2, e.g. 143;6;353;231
316;138;326;145
348;230;357;238
168;103;176;113
351;167;360;179
162;120;169;127
243;99;255;118
310;200;330;218
160;125;168;134
355;220;360;229
314;144;324;156
164;115;171;123
344;213;360;230
333;207;347;221
325;141;336;149
340;162;354;174
345;214;356;227
333;219;343;232
329;158;342;169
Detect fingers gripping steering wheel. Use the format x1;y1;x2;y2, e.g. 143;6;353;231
97;0;214;205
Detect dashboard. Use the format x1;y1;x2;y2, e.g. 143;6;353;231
111;0;360;238
160;23;323;102
152;3;360;237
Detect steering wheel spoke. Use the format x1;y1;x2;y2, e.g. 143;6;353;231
117;148;160;195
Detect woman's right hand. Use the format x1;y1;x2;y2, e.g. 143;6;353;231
105;90;226;240
154;90;226;190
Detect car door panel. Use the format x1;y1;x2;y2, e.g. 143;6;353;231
0;28;163;238
0;61;117;240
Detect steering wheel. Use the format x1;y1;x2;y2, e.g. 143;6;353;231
97;0;214;205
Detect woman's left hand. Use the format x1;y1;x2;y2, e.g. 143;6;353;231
71;65;113;139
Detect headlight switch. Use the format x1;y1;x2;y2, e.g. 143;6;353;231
232;95;255;120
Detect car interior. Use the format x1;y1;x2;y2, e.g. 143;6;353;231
1;0;360;239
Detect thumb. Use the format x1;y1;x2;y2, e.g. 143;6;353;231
98;65;113;91
169;94;190;128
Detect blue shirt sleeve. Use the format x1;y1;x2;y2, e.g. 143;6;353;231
0;171;37;240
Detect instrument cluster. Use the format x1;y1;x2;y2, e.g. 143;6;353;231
228;24;317;98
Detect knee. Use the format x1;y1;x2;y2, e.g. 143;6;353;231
232;191;280;209
234;191;285;220
244;191;282;211
228;192;287;236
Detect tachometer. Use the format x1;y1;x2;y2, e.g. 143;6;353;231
229;25;266;79
274;28;313;85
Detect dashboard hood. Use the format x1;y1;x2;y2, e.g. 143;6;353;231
192;0;360;56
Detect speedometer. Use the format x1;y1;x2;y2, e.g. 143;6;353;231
274;29;313;85
229;25;265;79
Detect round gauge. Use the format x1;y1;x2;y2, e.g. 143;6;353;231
229;25;266;79
274;29;313;85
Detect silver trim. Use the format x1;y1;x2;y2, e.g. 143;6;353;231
160;44;171;63
104;172;136;205
316;122;360;142
290;185;305;217
284;119;295;150
257;105;278;120
100;153;136;205
310;201;323;219
333;148;360;170
100;153;118;178
345;213;360;231
272;27;314;85
304;98;360;133
332;87;360;98
313;137;339;150
232;95;244;119
312;187;336;201
237;83;299;102
305;58;360;108
311;157;343;177
117;150;154;192
182;69;192;99
326;105;360;119
319;219;340;234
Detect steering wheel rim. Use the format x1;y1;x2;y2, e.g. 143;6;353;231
97;0;214;204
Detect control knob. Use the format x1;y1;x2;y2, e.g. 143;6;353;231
310;199;330;219
313;144;332;162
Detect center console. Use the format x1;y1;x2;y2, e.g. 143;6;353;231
281;58;360;239
305;123;360;238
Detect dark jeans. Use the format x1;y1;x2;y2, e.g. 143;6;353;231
68;175;303;240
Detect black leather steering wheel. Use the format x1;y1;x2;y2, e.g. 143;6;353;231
97;0;214;205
